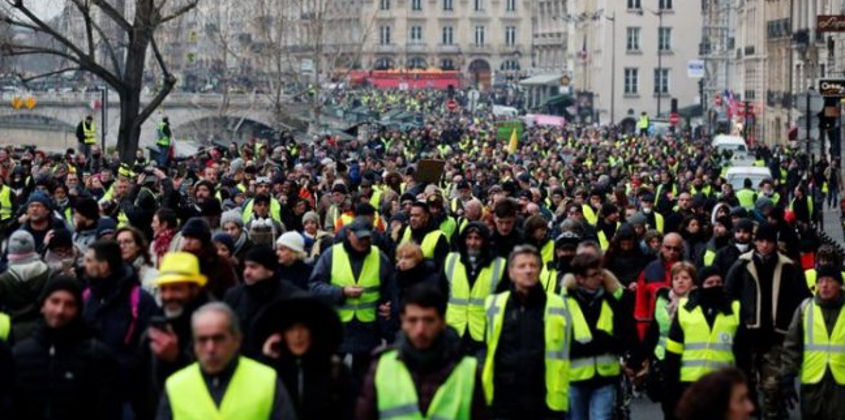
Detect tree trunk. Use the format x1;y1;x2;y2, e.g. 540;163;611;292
117;90;142;161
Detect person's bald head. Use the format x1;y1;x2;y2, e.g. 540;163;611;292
661;233;683;262
464;199;483;221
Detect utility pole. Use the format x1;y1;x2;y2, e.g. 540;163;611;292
656;9;664;117
607;11;616;124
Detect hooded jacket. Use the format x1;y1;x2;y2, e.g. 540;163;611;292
0;256;49;342
438;222;504;294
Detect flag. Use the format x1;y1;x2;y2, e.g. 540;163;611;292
579;34;588;63
507;128;518;154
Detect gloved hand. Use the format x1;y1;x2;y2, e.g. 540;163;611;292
779;375;798;410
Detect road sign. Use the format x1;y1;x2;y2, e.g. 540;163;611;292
24;97;35;110
669;112;680;126
796;90;825;113
447;99;458;111
687;60;705;78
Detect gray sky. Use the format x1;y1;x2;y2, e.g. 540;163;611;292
30;0;63;20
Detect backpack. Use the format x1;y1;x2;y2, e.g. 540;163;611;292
82;284;140;346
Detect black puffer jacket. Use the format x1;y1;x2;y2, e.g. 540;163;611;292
12;320;120;420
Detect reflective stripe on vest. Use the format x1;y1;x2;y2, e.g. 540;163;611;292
801;299;845;385
568;297;621;381
401;228;444;259
165;357;276;420
445;253;505;341
376;349;477;420
0;185;12;220
330;244;381;323
0;312;9;341
482;291;585;412
672;300;740;382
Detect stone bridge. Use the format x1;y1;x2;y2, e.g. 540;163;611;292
0;92;310;153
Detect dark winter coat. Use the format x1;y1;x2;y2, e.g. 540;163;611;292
0;258;50;342
223;278;305;357
12;320;121;420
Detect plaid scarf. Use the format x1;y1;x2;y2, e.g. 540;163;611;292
153;228;175;268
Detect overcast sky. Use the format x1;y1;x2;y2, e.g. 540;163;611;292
30;0;63;20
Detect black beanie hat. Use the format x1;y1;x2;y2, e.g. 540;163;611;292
181;217;212;243
697;265;722;286
74;197;100;221
48;228;73;250
38;276;84;307
245;245;279;272
755;222;778;243
817;265;844;285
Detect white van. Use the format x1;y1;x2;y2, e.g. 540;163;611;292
724;166;772;191
712;135;749;158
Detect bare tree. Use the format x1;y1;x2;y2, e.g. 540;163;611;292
0;0;199;160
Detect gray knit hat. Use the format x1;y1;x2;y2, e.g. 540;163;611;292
220;209;244;228
8;230;36;262
302;211;320;228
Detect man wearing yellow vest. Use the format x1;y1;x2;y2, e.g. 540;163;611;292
440;222;506;355
565;253;642;420
781;266;845;420
356;283;486;419
637;111;650;136
736;178;758;211
75;115;97;158
309;217;397;380
802;245;844;294
159;302;297;419
663;266;748;417
398;201;449;267
483;245;589;418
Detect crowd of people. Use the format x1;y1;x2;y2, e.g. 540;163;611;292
0;86;842;420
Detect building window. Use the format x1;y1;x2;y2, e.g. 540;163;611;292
443;0;453;11
474;25;485;46
474;0;483;11
505;26;516;46
658;27;672;52
654;68;669;94
624;68;638;94
626;27;640;52
379;0;389;10
659;0;672;10
379;26;391;45
408;57;426;69
500;59;520;70
411;0;421;10
627;0;640;9
410;26;422;42
505;0;516;12
442;26;454;45
375;57;393;69
441;58;455;70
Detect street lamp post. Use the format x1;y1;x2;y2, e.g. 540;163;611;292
655;9;664;118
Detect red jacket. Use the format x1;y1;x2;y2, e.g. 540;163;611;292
634;257;675;340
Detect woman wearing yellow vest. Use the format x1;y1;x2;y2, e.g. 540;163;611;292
565;253;643;420
780;266;845;420
663;266;748;419
643;262;697;418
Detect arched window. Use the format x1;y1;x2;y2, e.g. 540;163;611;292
408;57;426;69
440;58;455;70
500;59;520;70
374;57;394;70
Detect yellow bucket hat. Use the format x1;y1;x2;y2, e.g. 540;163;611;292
155;252;207;287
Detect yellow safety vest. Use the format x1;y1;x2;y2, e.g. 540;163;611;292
400;228;444;260
653;295;672;360
540;240;554;267
82;121;97;144
439;216;458;242
165;357;276;420
0;312;9;341
582;204;598;226
703;248;716;267
242;198;282;223
568;297;621;381
444;253;506;341
376;349;477;419
482;291;590;412
330;244;381;323
0;185;12;220
156;122;171;147
666;300;741;382
539;266;558;294
801;299;845;385
736;189;756;210
637;116;650;130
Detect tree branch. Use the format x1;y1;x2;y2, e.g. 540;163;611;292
88;16;123;74
137;79;175;127
16;67;80;84
90;0;131;31
69;0;96;58
160;0;199;24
